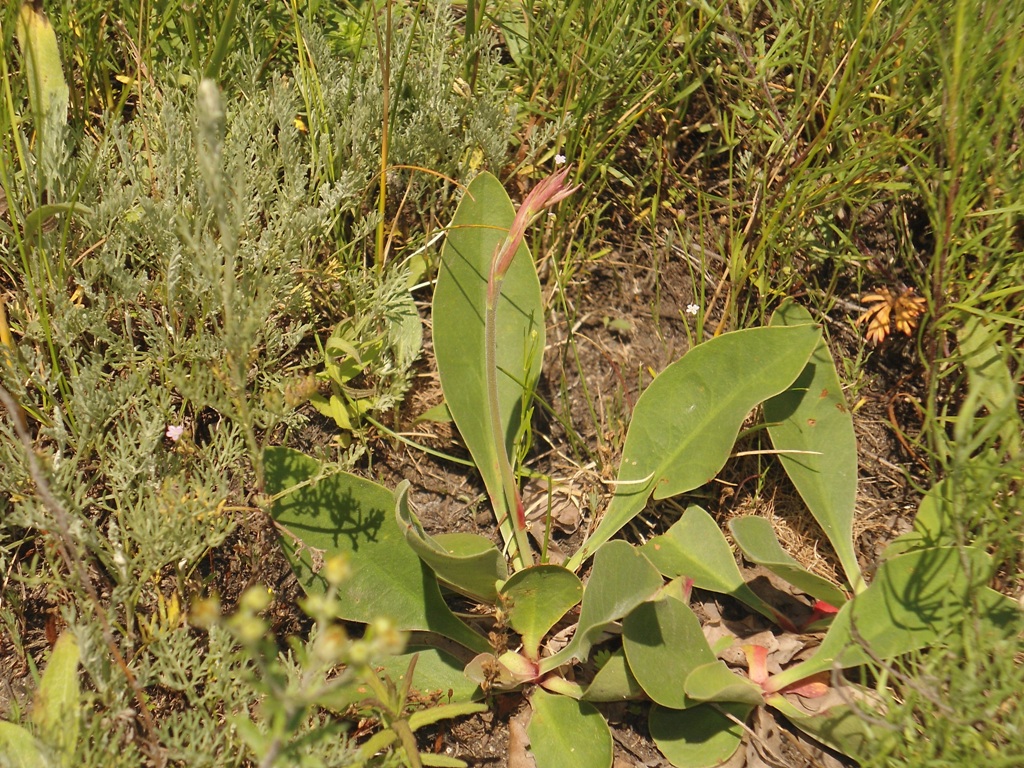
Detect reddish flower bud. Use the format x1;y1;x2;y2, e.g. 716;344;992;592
490;167;579;286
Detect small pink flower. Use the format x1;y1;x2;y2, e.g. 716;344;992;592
166;424;185;442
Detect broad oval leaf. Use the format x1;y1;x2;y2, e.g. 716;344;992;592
683;660;763;706
396;481;507;603
500;565;583;659
528;690;612;768
622;595;716;709
265;447;489;654
649;702;751;768
540;541;663;673
641;506;790;628
765;302;864;592
433;172;545;532
729;515;848;608
569;324;820;569
582;649;645;702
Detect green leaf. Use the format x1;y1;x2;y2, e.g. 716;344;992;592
396;482;507;603
729;515;848;608
581;649;645;702
641;506;790;627
419;754;472;768
683;661;763;706
391;289;423;369
957;316;1021;460
309;393;353;430
316;650;485;715
354;728;400;764
527;690;613;768
31;631;80;756
649;702;751;768
408;701;489;732
466;651;524;696
0;722;47;768
767;546;1016;691
433;172;545;531
767;690;877;760
500;565;583;659
22;202;93;242
540;541;663;673
265;447;489;654
495;3;530;68
569;324;820;569
379;647;483;704
765;303;864;592
322;355;364;387
622;595;716;709
16;0;69;170
202;0;240;80
537;674;585;698
416;401;453;423
882;478;957;558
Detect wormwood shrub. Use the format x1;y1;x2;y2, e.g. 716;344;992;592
290;2;514;253
3;1;523;762
0;69;340;763
1;14;504;763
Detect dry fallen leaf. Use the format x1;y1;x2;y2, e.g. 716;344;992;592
523;477;584;534
508;707;537;768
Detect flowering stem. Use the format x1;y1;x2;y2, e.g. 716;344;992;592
483;167;577;570
485;261;533;570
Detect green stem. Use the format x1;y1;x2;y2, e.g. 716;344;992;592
374;0;393;273
485;274;533;571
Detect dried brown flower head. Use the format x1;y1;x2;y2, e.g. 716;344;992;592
856;286;927;344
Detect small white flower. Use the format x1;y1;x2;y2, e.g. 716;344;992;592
166;424;185;442
554;154;567;165
685;303;700;316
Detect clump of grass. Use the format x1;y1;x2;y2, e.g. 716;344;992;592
857;422;1024;766
291;1;515;264
682;0;1024;752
